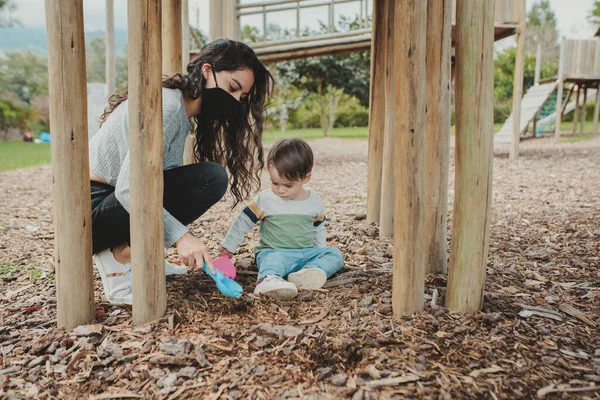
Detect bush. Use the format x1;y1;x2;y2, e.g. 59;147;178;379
334;109;369;127
562;103;596;122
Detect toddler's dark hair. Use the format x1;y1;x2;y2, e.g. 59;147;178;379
267;138;313;181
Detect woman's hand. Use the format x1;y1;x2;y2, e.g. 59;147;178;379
175;233;215;274
219;247;233;258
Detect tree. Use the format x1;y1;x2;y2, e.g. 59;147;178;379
525;0;559;68
0;51;48;105
84;37;129;92
0;0;19;28
588;1;600;28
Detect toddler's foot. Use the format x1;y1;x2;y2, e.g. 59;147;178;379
254;275;298;300
287;268;327;290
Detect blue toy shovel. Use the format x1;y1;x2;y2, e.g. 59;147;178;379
203;263;243;298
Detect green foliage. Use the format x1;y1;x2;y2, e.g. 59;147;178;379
0;0;18;27
0;51;48;105
525;1;559;63
0;99;34;133
588;1;600;27
85;37;129;92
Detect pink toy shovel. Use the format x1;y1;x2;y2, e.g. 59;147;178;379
213;255;237;280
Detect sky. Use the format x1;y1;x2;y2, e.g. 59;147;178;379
6;0;598;39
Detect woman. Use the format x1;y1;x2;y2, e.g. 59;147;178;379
89;39;274;305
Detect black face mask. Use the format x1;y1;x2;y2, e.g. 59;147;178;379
200;66;242;119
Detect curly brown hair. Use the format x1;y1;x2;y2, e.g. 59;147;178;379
99;39;274;206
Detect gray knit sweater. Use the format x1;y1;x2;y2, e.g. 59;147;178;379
89;88;192;247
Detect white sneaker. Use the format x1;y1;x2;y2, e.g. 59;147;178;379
287;268;327;290
93;249;132;305
254;275;298;300
165;260;187;275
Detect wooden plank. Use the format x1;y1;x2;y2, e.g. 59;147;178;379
162;0;183;76
594;89;600;135
209;0;223;41
366;0;388;224
510;0;525;160
106;0;116;96
446;0;495;313
45;0;95;329
182;0;190;70
581;88;587;134
424;0;452;274
379;0;395;238
573;87;580;135
534;44;542;84
222;0;239;40
392;0;426;316
555;40;566;138
128;0;167;325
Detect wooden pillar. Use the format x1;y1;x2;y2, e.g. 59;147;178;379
366;0;388;224
182;0;190;70
45;0;95;329
222;0;239;40
446;0;495;313
392;0;426;316
162;0;183;76
424;0;451;274
573;87;580;135
555;40;565;138
580;88;587;134
128;0;167;325
209;0;223;41
534;43;542;85
106;0;116;96
379;0;395;238
594;87;600;135
509;0;526;161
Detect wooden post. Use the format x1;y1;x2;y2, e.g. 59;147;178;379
366;0;388;224
594;87;600;135
534;43;542;85
182;0;190;70
580;87;587;134
573;87;580;135
424;0;451;274
209;0;223;41
446;0;495;313
162;0;183;76
222;0;239;40
378;0;395;238
45;0;95;329
509;0;526;161
555;40;565;138
128;0;167;325
392;0;426;316
106;0;116;96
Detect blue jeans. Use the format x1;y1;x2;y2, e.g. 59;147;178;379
255;247;344;282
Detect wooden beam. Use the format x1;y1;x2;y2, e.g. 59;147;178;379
379;0;395;238
424;0;452;274
573;87;580;135
392;0;426;316
162;0;183;76
594;88;600;135
446;0;495;313
509;0;526;161
555;40;565;138
581;88;587;134
182;0;190;70
106;0;116;96
366;0;388;224
209;0;223;41
128;0;167;325
534;43;542;85
222;0;239;40
45;0;95;329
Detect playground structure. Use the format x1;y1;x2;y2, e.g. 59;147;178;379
496;38;600;155
47;0;504;328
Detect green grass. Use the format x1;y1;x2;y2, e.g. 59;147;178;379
0;141;51;173
0;264;53;281
262;126;369;143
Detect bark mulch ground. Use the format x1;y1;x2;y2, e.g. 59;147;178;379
1;136;599;399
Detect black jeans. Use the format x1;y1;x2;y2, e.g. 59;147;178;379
90;162;228;254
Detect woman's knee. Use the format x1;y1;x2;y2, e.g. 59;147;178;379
203;162;228;200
